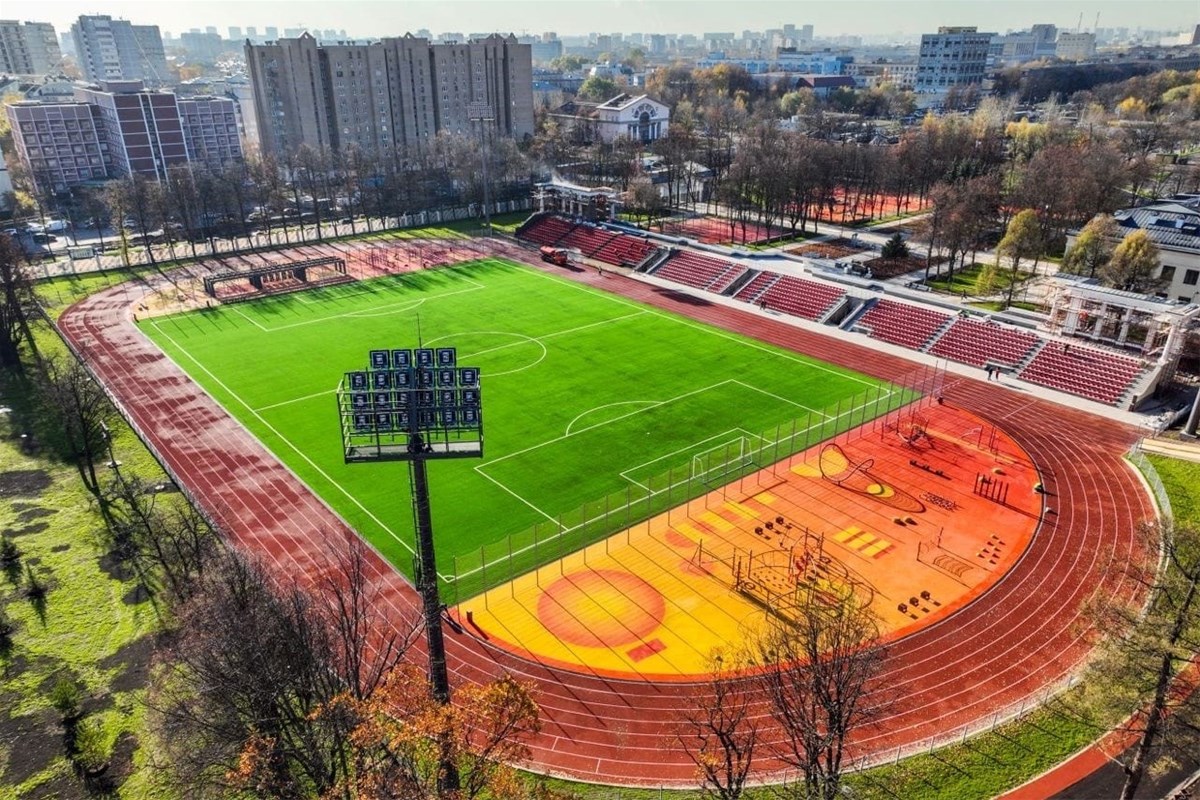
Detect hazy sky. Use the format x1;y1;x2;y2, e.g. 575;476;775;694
29;0;1198;39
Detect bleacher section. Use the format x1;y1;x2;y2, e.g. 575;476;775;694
732;272;777;303
858;300;951;350
593;235;657;267
517;215;1150;408
1018;343;1147;406
557;224;614;256
928;317;1041;369
654;251;746;292
517;215;659;268
518;215;574;247
747;275;846;321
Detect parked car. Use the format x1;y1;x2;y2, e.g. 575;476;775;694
43;218;69;233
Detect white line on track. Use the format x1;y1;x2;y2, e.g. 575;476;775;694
146;318;417;558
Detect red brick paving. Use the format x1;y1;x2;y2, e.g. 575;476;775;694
58;239;1154;787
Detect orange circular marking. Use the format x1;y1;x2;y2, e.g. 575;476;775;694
664;529;694;549
538;569;666;649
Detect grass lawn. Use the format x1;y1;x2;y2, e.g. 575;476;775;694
139;258;902;598
968;300;1045;313
0;369;170;799
926;263;1034;296
1146;454;1200;525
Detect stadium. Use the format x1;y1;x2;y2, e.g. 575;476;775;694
57;202;1162;787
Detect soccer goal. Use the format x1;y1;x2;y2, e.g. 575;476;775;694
690;435;760;486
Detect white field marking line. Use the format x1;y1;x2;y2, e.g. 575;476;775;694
564;400;659;436
473;468;556;523
487;338;547;378
730;378;829;418
230;306;269;332
249;310;649;415
470;379;737;524
255;387;336;412
479;378;737;470
146;319;417;559
244;278;487;333
617;426;769;490
424;309;649;359
519;265;877;387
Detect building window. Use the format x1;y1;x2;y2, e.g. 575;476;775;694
1160;266;1176;282
1184;269;1200;286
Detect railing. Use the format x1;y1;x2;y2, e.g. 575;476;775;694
443;363;948;603
1126;440;1174;523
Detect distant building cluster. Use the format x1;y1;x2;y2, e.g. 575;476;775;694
244;33;534;158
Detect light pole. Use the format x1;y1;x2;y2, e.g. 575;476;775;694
337;345;484;793
467;102;495;236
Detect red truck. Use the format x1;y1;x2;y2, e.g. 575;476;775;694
539;245;569;266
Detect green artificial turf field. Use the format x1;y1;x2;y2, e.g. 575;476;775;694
139;259;907;598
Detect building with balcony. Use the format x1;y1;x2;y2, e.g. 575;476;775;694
0;20;62;75
245;32;534;158
5;80;242;193
71;15;169;87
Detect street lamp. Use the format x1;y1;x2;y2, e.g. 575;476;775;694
336;345;484;794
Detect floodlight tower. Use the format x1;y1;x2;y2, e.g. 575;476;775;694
467;101;495;236
337;345;484;792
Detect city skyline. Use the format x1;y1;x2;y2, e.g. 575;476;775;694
25;0;1199;40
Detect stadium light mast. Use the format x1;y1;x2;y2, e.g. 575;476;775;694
467;101;495;236
337;345;484;793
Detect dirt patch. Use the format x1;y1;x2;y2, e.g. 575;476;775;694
864;255;929;280
789;239;869;260
0;707;63;789
50;544;70;553
103;731;139;792
98;636;154;695
96;553;134;582
0;470;52;498
18;769;85;800
1;522;49;538
121;584;151;606
16;507;56;524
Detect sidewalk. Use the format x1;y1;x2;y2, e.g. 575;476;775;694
1138;436;1200;464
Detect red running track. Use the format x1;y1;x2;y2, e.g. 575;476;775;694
57;244;1155;787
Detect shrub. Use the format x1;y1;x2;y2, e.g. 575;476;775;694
882;233;909;260
0;535;18;565
49;675;82;722
73;716;112;773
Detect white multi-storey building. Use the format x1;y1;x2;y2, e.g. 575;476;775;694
0;20;62;75
71;15;170;87
915;26;994;102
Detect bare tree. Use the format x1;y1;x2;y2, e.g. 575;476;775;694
102;470;221;604
0;234;37;369
151;540;420;798
36;353;118;511
679;651;759;800
1073;519;1200;800
754;592;888;800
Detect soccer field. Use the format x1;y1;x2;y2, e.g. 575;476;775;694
140;259;907;596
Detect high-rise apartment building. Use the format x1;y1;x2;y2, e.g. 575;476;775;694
915;26;994;99
71;15;170;87
5;79;242;193
245;32;534;159
0;20;63;75
228;26;242;41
